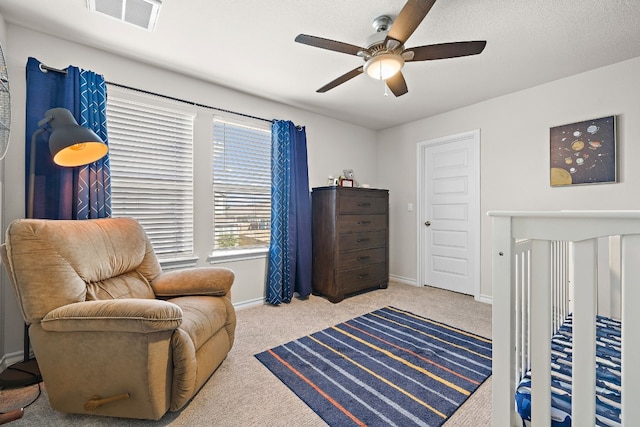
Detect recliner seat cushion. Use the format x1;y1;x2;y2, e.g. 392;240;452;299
169;296;234;351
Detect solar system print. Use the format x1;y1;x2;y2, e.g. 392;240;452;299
550;115;616;186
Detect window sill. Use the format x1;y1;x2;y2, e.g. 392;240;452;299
158;256;199;271
208;248;268;264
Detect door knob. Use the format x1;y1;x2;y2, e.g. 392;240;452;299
425;221;431;227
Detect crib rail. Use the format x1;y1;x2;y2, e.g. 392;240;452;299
490;211;640;427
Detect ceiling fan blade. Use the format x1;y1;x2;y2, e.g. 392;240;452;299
386;0;437;46
317;67;364;93
405;41;487;61
295;34;363;56
386;71;408;97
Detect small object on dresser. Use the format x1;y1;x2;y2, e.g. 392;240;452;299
342;169;360;187
340;178;354;187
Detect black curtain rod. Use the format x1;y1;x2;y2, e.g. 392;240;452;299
39;63;67;74
106;81;274;124
38;63;273;124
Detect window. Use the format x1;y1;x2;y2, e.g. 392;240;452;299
106;86;196;259
212;117;271;252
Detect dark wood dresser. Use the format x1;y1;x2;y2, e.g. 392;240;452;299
311;186;389;303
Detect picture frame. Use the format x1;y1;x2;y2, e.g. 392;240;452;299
340;178;354;187
550;115;616;186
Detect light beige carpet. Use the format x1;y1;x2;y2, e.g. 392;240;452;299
0;282;492;426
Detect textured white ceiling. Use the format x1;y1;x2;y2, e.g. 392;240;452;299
1;0;640;130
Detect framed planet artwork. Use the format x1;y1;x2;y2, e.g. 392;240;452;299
550;115;616;186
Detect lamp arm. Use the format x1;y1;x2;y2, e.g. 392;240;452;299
37;114;53;127
28;127;46;219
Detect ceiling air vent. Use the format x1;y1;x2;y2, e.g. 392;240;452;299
88;0;162;31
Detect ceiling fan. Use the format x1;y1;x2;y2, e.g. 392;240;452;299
295;0;486;97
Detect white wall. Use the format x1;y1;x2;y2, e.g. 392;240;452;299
0;24;378;359
379;56;640;300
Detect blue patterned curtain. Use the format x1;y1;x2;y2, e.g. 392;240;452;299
25;57;110;219
266;120;312;304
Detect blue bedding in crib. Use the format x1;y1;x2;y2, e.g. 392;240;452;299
515;314;622;426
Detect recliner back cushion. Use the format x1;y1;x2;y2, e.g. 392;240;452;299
4;218;162;323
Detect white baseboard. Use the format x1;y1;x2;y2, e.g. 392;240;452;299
476;293;493;304
389;274;418;286
233;297;264;310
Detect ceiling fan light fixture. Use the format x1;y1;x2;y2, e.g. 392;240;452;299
363;54;404;80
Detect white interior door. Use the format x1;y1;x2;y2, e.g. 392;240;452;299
417;130;480;296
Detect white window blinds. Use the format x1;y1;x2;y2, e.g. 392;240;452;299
212;117;271;251
106;86;196;258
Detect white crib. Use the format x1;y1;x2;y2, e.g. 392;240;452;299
489;211;640;426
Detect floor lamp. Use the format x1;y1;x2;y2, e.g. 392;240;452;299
0;107;108;388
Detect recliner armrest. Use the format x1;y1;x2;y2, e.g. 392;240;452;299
151;267;234;298
40;299;183;333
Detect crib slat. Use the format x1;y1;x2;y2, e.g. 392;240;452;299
571;239;597;426
597;237;611;318
621;234;640;425
517;242;532;382
560;241;569;322
530;239;551;427
609;235;622;319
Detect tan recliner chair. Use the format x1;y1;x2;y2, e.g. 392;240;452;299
0;217;236;420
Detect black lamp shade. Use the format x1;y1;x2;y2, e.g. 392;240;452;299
49;126;108;167
43;108;108;167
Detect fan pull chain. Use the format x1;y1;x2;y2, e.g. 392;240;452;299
384;81;389;97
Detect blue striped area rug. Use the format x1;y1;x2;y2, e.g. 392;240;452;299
255;306;492;427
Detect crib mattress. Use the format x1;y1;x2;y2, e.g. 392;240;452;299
515;314;622;426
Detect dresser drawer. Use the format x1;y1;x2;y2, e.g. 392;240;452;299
337;215;387;233
336;263;387;292
339;230;386;251
338;194;388;215
338;247;386;270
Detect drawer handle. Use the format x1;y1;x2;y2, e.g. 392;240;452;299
357;273;370;279
357;256;370;262
357;220;371;225
357;202;371;207
357;238;370;243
